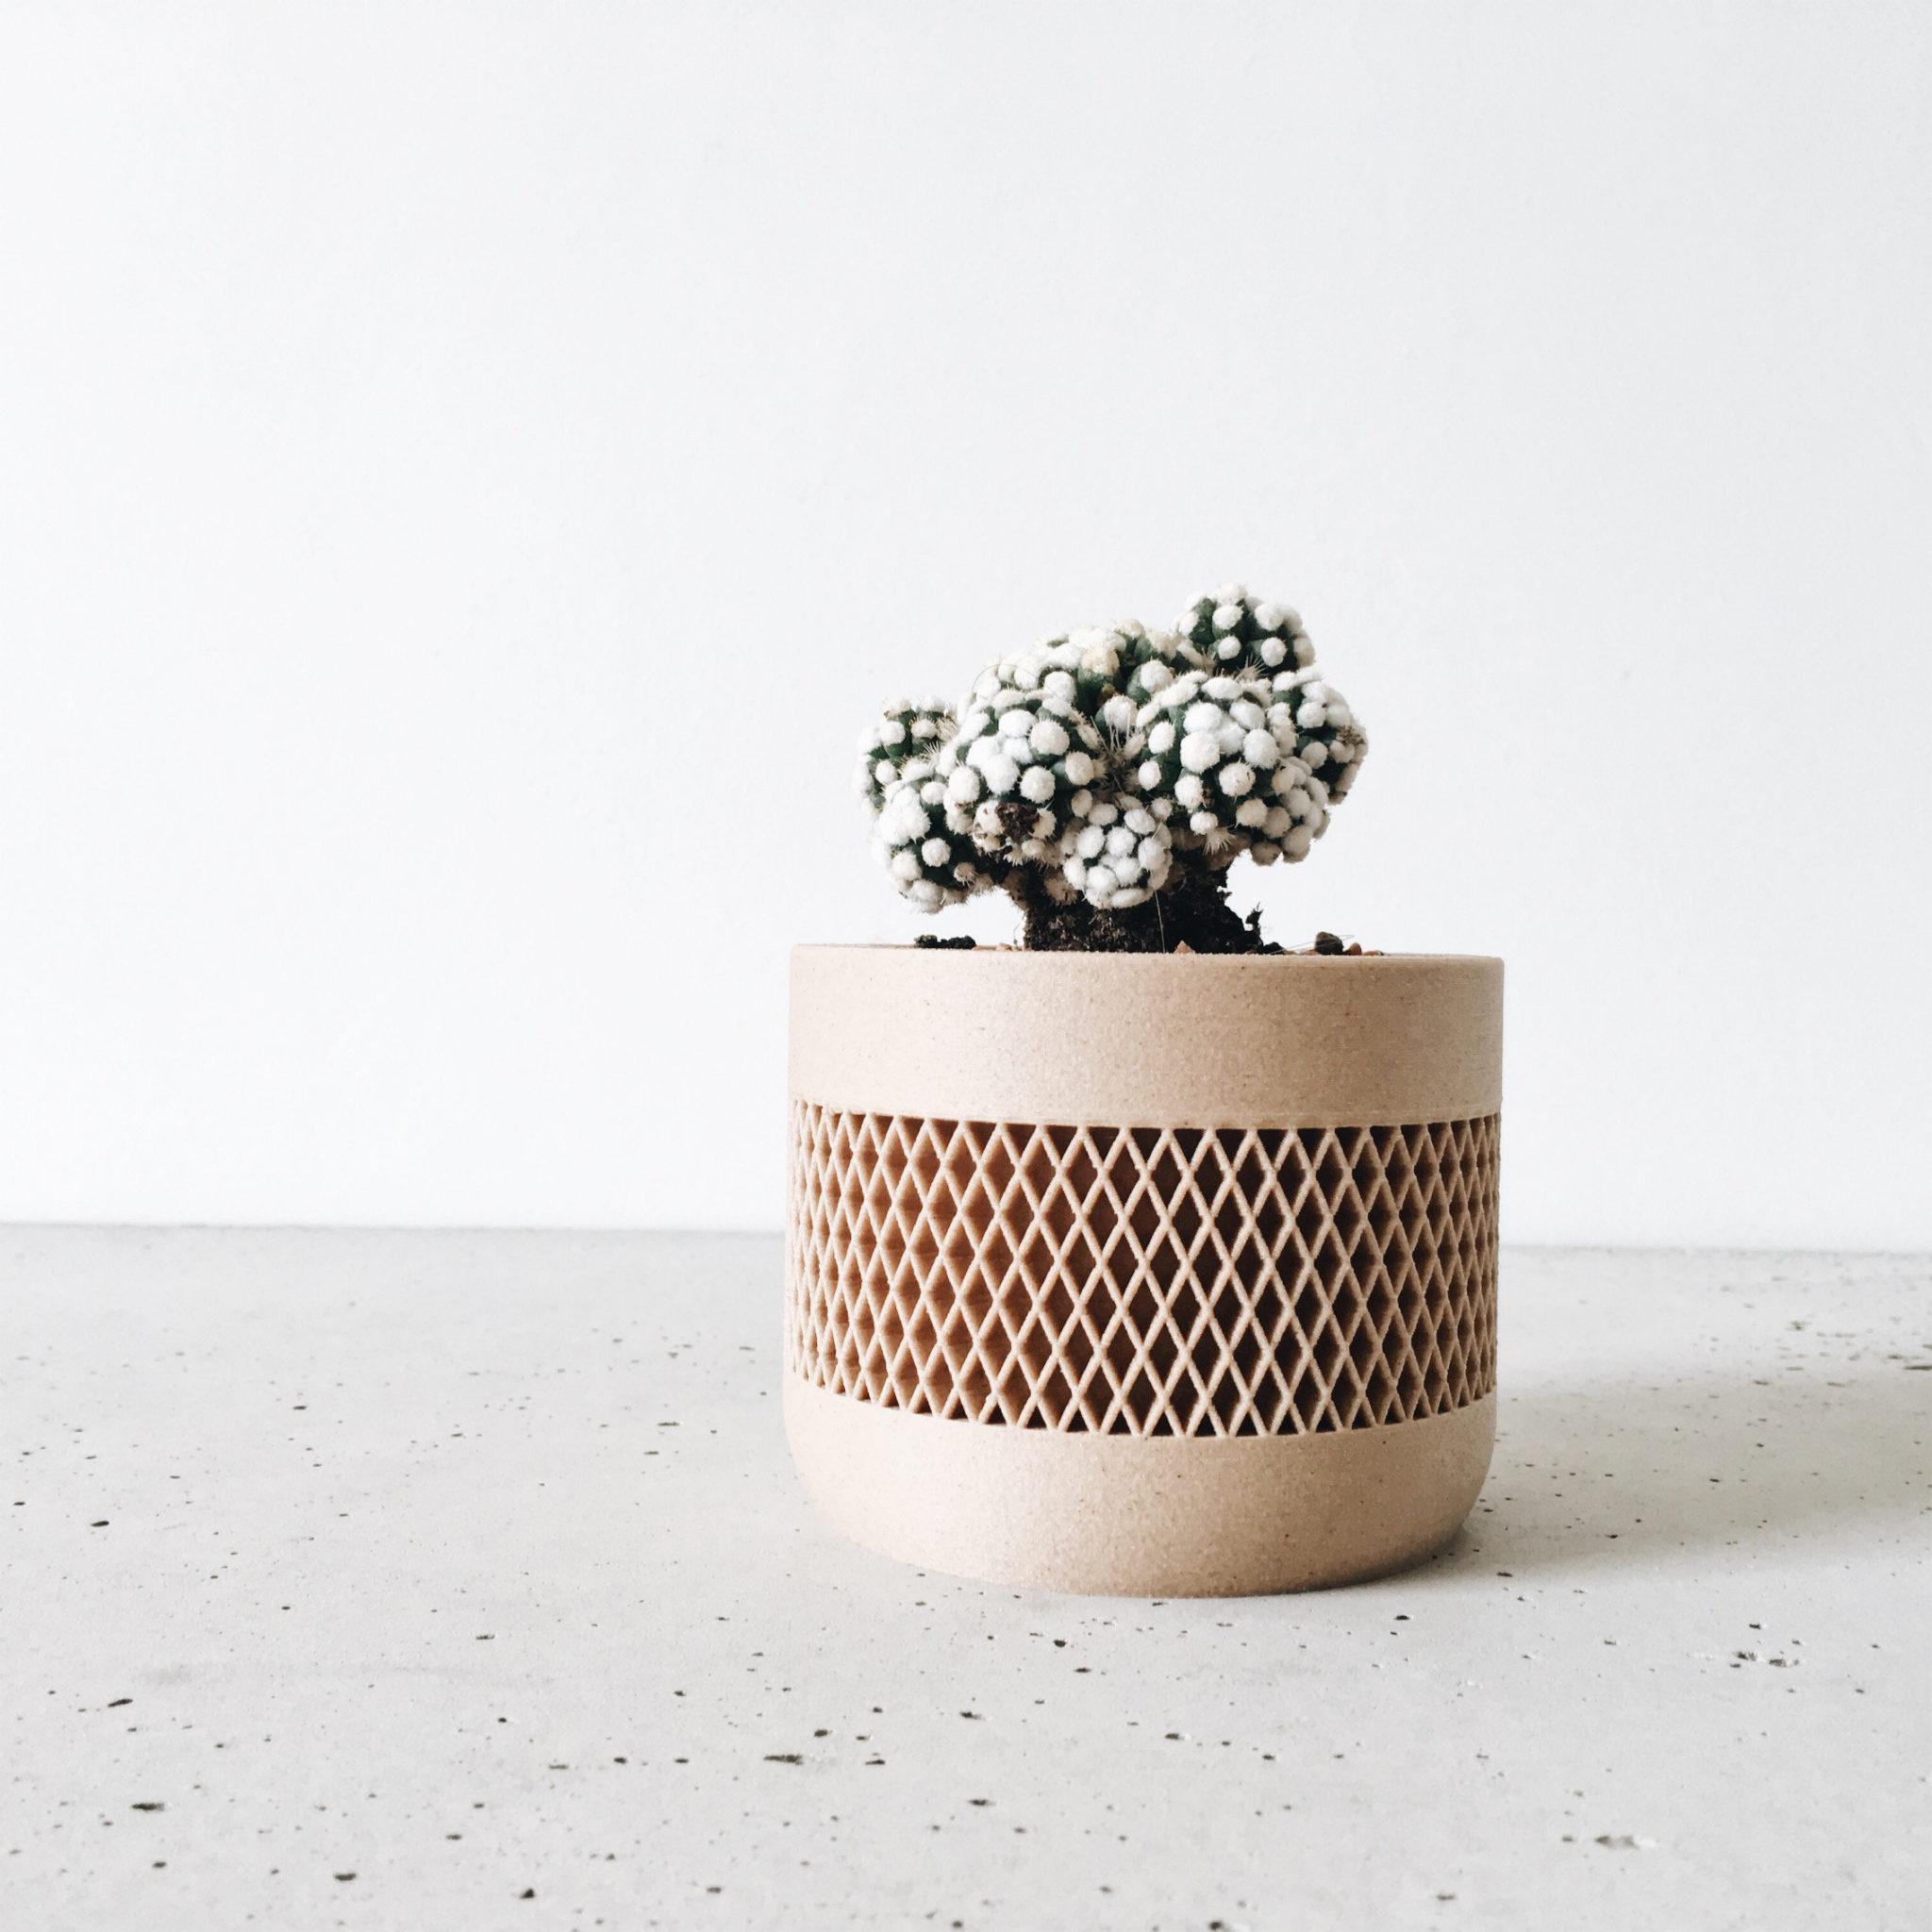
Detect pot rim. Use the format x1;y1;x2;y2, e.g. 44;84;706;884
793;941;1502;966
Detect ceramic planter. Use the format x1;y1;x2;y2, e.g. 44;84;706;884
785;945;1502;1596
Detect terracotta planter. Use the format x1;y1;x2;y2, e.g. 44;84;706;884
785;945;1503;1596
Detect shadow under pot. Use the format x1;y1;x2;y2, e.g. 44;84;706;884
784;945;1503;1597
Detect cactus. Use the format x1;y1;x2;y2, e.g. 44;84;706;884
858;586;1367;951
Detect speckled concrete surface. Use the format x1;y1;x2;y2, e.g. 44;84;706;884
4;1231;1927;1930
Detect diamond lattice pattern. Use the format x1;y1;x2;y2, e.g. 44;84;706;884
787;1106;1499;1437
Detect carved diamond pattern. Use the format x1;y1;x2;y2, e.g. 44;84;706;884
786;1106;1500;1436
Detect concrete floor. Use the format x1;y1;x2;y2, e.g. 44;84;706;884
4;1229;1927;1930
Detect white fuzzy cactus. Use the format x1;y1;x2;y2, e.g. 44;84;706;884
1059;800;1173;908
945;686;1107;869
855;700;957;814
857;585;1368;943
974;625;1136;715
1171;586;1367;791
1129;668;1330;866
872;769;992;911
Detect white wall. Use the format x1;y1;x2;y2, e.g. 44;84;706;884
3;2;1928;1245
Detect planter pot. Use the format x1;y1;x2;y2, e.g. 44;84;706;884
785;945;1502;1597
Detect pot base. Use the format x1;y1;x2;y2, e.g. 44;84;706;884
785;1373;1495;1597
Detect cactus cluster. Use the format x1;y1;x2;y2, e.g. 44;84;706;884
857;585;1367;949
